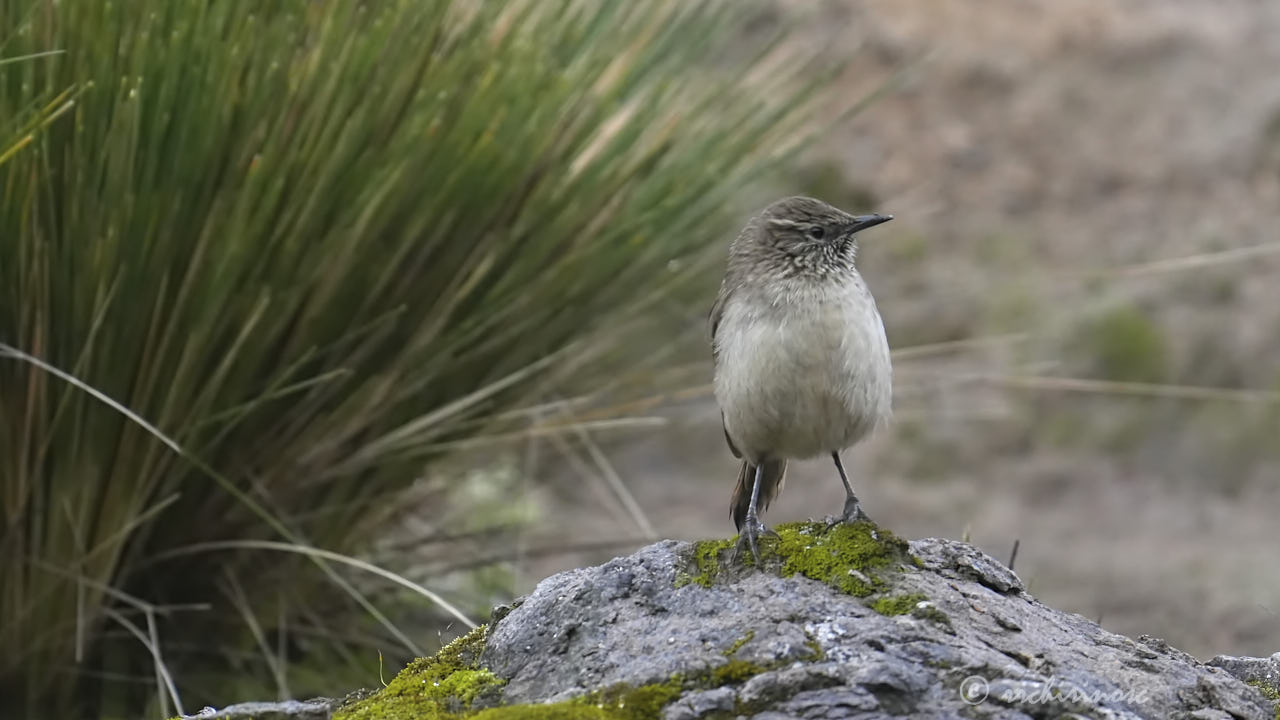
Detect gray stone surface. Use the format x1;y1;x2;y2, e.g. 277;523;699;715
181;697;341;719
480;531;1277;719
1209;651;1280;691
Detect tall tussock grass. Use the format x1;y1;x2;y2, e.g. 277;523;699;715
0;0;835;715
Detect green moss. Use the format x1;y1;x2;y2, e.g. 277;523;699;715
593;681;687;720
711;660;767;686
344;676;684;720
678;521;913;598
333;624;777;720
343;525;899;720
870;592;928;616
339;666;682;720
911;604;953;627
335;626;501;720
468;707;612;719
1250;679;1280;702
1249;679;1280;702
803;632;825;662
676;536;737;588
774;521;912;597
467;681;687;720
722;630;755;657
716;628;817;681
1247;679;1280;719
869;591;951;627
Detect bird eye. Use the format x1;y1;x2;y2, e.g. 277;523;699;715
806;226;825;240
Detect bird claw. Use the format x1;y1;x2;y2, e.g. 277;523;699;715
825;497;871;530
734;517;778;565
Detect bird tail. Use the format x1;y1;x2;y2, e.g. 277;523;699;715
730;459;787;531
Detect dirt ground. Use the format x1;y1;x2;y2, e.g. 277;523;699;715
521;0;1280;660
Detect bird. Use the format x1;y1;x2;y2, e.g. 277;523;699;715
709;196;894;560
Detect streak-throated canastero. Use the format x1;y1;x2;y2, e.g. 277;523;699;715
710;196;894;560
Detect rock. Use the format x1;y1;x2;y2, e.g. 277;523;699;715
1208;651;1280;713
1209;651;1280;689
181;697;343;719
329;521;1277;719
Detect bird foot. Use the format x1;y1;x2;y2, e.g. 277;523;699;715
734;517;778;565
825;497;871;530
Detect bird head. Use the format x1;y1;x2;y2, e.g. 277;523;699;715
746;196;892;277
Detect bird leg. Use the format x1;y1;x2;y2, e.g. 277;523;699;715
829;451;871;526
735;461;778;563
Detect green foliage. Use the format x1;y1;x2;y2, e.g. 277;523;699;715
1079;305;1169;383
0;0;838;715
0;50;74;165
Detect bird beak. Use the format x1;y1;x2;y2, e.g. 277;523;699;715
848;213;894;234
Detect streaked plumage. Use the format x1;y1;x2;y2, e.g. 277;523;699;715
710;196;893;554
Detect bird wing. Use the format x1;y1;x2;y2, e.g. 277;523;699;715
711;223;754;459
709;218;755;362
708;282;728;363
721;411;741;459
709;282;742;459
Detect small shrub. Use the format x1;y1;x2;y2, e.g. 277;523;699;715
1078;305;1169;383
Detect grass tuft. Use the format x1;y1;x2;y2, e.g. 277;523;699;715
0;0;845;715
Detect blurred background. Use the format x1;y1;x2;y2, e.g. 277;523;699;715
2;0;1279;718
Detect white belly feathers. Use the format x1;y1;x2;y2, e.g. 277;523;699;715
714;280;892;463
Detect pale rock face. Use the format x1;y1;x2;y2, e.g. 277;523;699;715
479;532;1274;719
714;272;892;464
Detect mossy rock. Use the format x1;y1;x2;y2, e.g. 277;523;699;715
333;623;682;719
870;592;929;616
1247;679;1280;720
676;520;916;597
335;626;502;720
224;528;1272;720
333;613;806;719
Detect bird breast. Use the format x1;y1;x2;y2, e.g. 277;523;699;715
714;277;892;462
